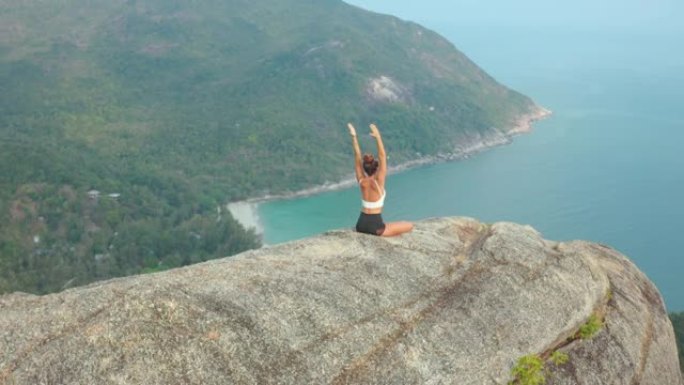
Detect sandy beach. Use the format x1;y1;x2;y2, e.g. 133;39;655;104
227;106;551;235
226;201;264;236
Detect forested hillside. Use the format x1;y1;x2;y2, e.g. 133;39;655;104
0;0;540;294
671;312;684;372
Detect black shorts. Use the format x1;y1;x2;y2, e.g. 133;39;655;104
355;212;386;236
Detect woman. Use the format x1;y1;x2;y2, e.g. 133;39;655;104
348;123;413;237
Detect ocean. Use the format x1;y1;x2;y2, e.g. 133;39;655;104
256;27;684;311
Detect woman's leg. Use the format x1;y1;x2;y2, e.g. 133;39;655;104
380;221;413;237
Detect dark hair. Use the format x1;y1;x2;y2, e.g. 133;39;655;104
363;154;379;176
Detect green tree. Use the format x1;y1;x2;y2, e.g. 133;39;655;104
670;312;684;373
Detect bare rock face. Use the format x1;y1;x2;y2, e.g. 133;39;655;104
1;217;681;384
366;75;410;104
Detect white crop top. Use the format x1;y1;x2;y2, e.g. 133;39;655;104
360;179;386;209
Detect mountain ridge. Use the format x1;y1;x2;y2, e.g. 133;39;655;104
1;0;543;294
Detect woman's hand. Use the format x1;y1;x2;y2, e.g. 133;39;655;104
347;123;357;137
369;123;381;138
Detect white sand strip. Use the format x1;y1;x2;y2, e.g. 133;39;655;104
227;201;264;236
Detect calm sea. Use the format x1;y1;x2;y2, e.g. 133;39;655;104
258;28;684;311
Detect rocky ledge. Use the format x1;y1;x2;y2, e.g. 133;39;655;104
1;217;681;384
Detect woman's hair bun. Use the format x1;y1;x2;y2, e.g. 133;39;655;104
362;154;379;176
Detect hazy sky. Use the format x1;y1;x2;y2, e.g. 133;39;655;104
344;0;683;31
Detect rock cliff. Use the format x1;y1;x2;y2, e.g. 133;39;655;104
1;217;681;384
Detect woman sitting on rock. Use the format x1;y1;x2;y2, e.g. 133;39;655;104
348;123;413;237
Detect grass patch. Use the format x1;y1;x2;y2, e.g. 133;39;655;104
509;351;570;384
578;314;604;339
549;351;569;366
509;355;545;385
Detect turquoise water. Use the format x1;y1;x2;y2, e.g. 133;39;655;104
258;28;684;311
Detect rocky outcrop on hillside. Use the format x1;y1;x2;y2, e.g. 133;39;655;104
1;217;681;384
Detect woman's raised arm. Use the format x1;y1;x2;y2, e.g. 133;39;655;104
369;124;386;185
348;123;364;181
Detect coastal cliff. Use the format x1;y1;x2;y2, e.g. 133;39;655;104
1;217;681;384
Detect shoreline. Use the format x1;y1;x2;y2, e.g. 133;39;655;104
227;106;552;237
226;201;264;236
